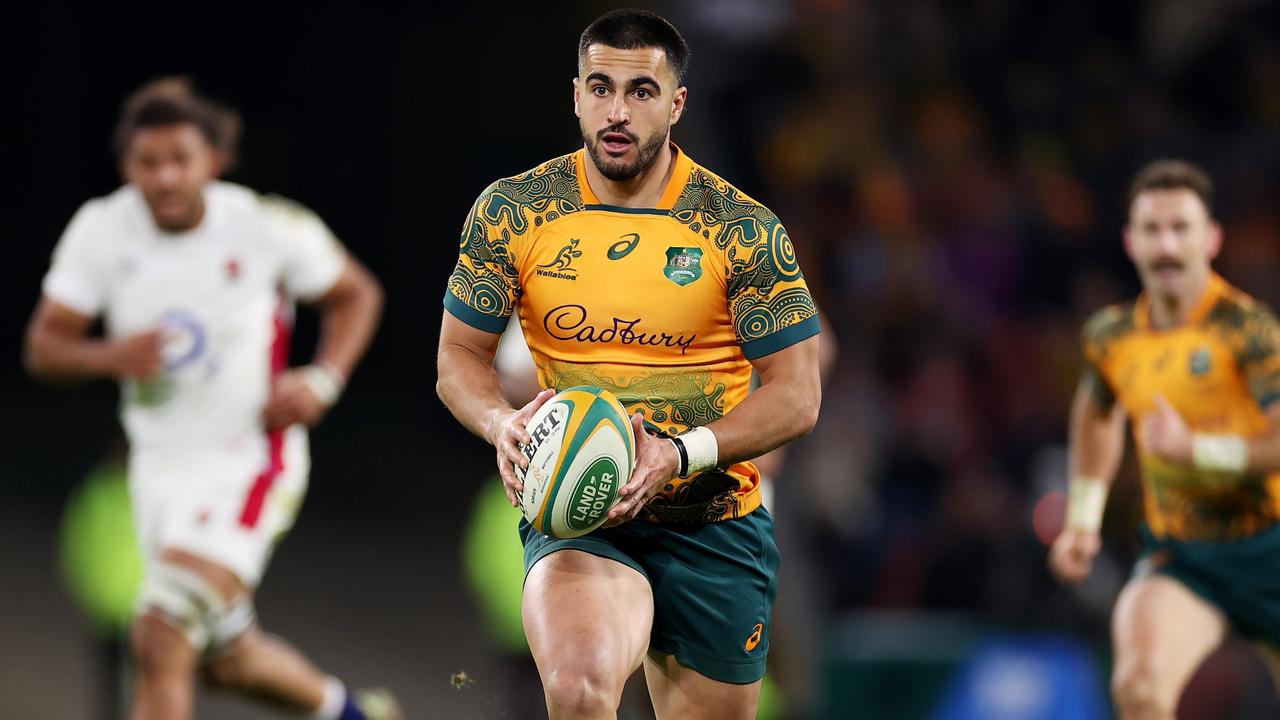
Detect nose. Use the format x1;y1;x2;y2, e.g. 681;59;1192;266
156;161;183;188
1155;228;1181;254
607;94;630;126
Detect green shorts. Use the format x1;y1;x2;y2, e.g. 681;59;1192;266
1137;523;1280;646
520;507;780;684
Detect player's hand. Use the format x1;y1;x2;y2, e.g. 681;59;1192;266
262;370;329;429
1048;527;1102;584
605;413;680;527
490;388;555;508
1139;395;1193;463
104;329;165;379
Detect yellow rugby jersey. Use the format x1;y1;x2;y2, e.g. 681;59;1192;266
1083;274;1280;540
445;145;819;524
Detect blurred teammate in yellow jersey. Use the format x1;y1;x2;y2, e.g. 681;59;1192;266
437;8;821;720
1050;159;1280;720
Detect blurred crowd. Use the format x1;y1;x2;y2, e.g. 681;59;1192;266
675;0;1280;631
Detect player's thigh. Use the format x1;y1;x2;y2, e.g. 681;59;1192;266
643;651;760;720
158;546;245;602
522;549;653;688
1111;574;1228;703
143;431;308;589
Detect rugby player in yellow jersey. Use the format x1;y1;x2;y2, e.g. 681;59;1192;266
436;9;820;720
1050;159;1280;720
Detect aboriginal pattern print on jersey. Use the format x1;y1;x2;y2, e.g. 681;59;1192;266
449;155;583;319
671;167;816;346
1207;300;1280;408
1082;303;1136;406
543;360;727;437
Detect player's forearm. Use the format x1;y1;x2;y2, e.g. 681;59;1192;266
1195;403;1280;475
437;344;516;445
706;373;820;468
1169;406;1280;475
1240;423;1280;474
1070;414;1126;486
312;264;383;381
24;326;115;380
1065;379;1126;531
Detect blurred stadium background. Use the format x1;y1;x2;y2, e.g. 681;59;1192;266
4;1;1280;718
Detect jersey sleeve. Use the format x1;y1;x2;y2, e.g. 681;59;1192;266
443;183;522;334
724;211;820;360
1080;306;1124;407
261;195;347;301
1233;304;1280;409
42;201;109;316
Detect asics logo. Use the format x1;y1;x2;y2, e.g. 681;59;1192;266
607;233;640;260
744;623;764;652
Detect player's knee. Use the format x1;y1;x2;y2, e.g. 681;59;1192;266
134;562;256;662
1112;663;1173;719
130;612;195;678
542;666;621;719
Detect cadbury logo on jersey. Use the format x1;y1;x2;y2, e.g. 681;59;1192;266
544;304;696;355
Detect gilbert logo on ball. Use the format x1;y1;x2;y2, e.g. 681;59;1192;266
518;386;635;538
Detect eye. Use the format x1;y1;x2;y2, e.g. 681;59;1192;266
633;88;652;99
591;85;610;97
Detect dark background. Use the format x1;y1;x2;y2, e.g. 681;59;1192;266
4;1;1280;718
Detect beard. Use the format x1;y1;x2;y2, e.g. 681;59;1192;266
582;123;668;182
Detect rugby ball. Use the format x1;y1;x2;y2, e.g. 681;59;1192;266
518;386;635;538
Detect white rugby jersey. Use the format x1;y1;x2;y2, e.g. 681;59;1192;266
42;181;346;452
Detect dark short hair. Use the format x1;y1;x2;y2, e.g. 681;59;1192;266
112;77;242;167
1128;159;1213;214
578;8;690;86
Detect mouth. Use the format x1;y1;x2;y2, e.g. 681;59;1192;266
153;193;187;211
600;131;634;155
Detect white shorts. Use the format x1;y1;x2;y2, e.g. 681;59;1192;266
129;426;310;588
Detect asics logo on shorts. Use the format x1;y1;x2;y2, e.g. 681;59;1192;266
744;623;764;652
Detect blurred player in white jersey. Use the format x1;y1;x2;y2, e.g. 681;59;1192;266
24;78;397;720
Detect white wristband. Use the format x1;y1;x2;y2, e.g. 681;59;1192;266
1192;434;1248;473
677;426;718;477
299;363;345;407
1066;475;1107;533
